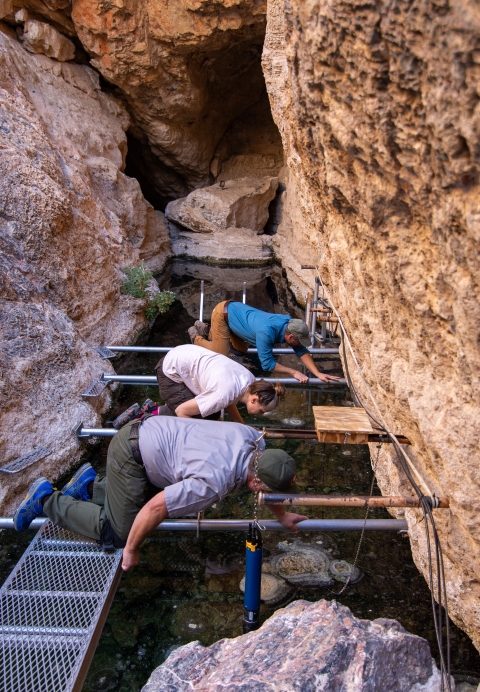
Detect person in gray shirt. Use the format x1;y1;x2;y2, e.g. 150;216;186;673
14;416;308;572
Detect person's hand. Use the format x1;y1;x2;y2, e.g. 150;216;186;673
317;373;341;383
280;512;309;532
292;370;309;383
122;547;140;571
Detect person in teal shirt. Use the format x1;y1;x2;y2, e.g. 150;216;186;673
189;300;340;384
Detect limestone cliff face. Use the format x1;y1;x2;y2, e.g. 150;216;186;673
263;0;480;651
0;28;169;514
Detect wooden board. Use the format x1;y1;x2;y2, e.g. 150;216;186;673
313;406;373;444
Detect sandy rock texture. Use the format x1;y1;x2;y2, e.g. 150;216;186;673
142;599;443;692
21;18;75;60
69;0;283;201
166;177;278;234
0;29;169;514
166;177;276;262
263;0;480;650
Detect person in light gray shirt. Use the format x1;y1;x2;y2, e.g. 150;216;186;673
14;416;307;572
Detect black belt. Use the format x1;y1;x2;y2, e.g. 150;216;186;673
129;420;144;466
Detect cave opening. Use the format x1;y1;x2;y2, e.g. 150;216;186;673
124;33;285;214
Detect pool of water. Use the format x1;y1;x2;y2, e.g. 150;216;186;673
1;259;479;691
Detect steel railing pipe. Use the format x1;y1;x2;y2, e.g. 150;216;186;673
0;518;408;532
100;374;347;386
199;280;204;322
73;426;410;445
104;346;340;355
258;493;449;509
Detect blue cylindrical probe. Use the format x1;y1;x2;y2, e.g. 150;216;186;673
242;523;263;633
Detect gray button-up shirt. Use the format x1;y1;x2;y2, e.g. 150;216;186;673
138;417;265;517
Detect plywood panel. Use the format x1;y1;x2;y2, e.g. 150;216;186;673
312;406;373;444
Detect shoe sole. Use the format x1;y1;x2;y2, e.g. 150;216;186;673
13;477;51;530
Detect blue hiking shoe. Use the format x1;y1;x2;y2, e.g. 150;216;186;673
13;477;53;531
61;463;96;501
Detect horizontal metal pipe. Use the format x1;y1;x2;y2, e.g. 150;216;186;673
105;346;339;355
101;374;347;386
261;429;411;444
259;493;449;509
0;518;408;532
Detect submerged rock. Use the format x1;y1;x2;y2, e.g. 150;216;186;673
270;541;334;587
141;599;444;691
239;572;291;605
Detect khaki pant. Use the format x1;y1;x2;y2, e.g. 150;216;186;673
194;300;249;356
43;421;155;543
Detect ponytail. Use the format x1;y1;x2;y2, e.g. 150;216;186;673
246;379;285;412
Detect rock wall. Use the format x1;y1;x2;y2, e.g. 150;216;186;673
69;0;272;196
0;27;169;514
262;0;480;651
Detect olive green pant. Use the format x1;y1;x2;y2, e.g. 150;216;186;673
43;421;155;543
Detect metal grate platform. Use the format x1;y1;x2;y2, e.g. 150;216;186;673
0;447;52;474
94;347;116;360
81;380;109;398
0;521;122;692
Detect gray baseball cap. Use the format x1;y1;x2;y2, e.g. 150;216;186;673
286;319;311;348
257;449;298;493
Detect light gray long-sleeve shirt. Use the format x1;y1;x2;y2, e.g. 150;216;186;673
138;416;265;517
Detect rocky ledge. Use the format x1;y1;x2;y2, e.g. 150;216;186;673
141;599;444;692
166;177;277;264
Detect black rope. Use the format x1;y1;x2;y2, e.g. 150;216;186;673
340;334;452;691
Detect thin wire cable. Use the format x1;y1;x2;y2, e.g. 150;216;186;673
316;269;452;691
330;443;382;596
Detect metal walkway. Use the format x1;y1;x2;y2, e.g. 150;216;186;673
0;521;122;692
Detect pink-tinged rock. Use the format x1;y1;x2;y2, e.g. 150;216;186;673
22;19;75;61
141;599;443;692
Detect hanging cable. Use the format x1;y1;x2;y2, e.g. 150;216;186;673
316;269;452;692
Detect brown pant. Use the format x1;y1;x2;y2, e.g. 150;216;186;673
194;300;249;356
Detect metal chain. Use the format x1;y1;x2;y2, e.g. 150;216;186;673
252;428;267;531
332;443;382;595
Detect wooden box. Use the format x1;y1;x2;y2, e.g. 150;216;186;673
312;406;373;444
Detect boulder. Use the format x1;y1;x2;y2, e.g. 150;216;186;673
22;19;75;61
165;177;278;235
141;599;444;692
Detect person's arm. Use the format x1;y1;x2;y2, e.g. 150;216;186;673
122;491;168;571
299;353;341;382
271;361;309;383
175;399;201;417
225;403;244;424
266;503;309;532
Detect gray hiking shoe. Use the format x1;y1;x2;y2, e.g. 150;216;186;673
188;326;199;343
194;320;210;339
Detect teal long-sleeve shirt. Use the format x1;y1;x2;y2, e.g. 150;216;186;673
227;302;308;372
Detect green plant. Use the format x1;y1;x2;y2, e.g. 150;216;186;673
121;263;176;320
145;291;176;321
121;262;152;299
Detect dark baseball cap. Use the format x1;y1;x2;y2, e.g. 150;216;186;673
257;449;298;493
286;319;311;348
